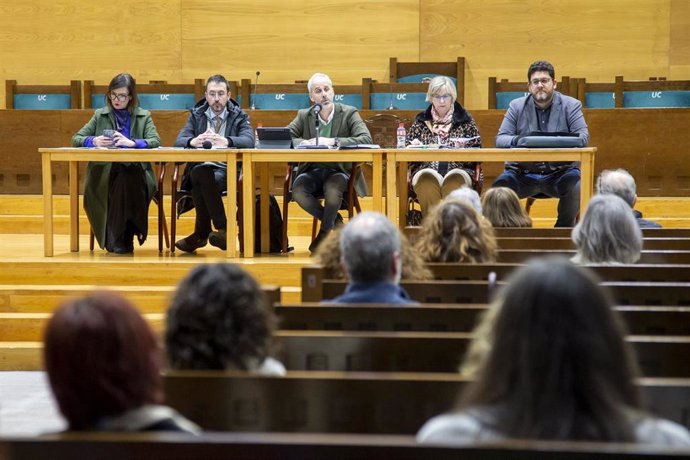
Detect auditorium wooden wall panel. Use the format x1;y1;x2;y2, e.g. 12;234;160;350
178;0;420;86
420;0;690;109
0;1;184;109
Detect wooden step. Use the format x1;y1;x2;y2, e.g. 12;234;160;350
0;341;42;371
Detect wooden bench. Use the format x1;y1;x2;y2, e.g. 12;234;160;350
275;304;690;336
3;431;690;460
272;331;690;377
491;227;690;238
495;250;690;265
163;371;690;434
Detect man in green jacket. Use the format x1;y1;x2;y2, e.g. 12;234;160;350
288;73;372;252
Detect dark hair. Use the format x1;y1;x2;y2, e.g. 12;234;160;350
339;212;401;283
105;73;138;112
165;263;274;370
206;74;230;93
527;60;555;81
416;199;497;263
461;257;642;441
43;292;163;430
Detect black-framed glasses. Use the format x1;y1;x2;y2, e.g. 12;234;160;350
530;78;552;87
109;92;131;101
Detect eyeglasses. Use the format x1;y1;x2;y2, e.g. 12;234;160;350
207;91;227;99
432;94;452;101
109;92;130;102
530;78;552;87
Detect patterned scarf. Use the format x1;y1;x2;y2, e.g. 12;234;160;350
426;105;454;141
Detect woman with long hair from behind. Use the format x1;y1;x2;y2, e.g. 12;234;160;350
418;257;690;445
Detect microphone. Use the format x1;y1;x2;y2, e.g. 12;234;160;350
202;140;212;149
313;103;322;115
250;71;260;110
387;72;395;110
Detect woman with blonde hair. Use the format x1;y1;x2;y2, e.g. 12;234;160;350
415;198;497;263
481;187;532;228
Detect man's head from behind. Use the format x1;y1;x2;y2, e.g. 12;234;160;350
596;168;637;208
340;212;401;284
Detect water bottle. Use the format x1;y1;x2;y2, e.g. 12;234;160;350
396;122;406;149
254;122;263;148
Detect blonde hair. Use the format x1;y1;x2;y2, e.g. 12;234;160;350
415;199;498;263
482;187;532;228
425;76;457;105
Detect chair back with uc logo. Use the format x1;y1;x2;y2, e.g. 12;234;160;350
83;79;205;110
6;80;82;109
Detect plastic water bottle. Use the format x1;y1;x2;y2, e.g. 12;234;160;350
396;122;406;149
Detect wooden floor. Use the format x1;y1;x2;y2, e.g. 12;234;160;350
1;194;689;370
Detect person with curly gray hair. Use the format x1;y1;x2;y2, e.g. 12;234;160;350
596;169;661;228
165;263;285;374
571;194;643;264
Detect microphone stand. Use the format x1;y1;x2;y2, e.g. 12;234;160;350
301;105;328;149
387;73;395;110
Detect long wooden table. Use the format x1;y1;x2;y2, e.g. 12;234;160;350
39;147;239;257
242;148;384;256
386;147;597;228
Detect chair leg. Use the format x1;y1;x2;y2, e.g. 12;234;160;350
238;176;244;254
157;162;166;253
89;227;95;251
311;217;318;241
525;197;536;214
170;164;180;253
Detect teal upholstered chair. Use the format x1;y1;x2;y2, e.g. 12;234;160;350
6;80;81;109
389;57;466;104
84;79;206;110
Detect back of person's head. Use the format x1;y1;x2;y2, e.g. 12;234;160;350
572;194;642;264
596;169;637;207
447;186;482;215
44;292;162;430
481;187;532;228
166;263;274;370
416;198;497;263
339;212;401;284
316;227;432;280
527;60;555;80
462;257;641;441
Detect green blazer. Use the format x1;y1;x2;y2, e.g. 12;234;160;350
288;103;372;196
72;106;161;248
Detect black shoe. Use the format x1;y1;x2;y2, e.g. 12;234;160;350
175;234;208;253
208;229;227;251
106;234;133;254
308;229;329;254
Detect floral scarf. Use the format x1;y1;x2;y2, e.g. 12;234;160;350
425;105;454;141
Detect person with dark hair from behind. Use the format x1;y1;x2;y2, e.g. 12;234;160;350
597;168;662;228
415;198;497;263
72;73;161;254
571;194;642;264
324;212;417;304
166;263;285;374
418;257;690;445
174;74;254;253
43;292;199;433
481;187;532;228
493;60;589;227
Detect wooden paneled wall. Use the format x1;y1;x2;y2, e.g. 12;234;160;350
0;1;689;110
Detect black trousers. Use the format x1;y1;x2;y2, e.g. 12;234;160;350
189;163;227;237
106;163;150;251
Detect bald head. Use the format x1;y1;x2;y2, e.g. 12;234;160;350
340;212;401;283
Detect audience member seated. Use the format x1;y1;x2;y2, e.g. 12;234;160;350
165;263;285;375
406;76;482;217
323;212;417;305
71;73;161;254
418;257;690;445
173;74;254;253
571;194;642;264
43;292;199;433
314;227;432;280
493;60;589;227
446;186;483;215
288;72;372;253
481;187;532;228
415;198;497;263
597;168;662;229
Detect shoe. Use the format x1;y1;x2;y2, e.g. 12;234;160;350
308;229;329;254
107;244;133;255
208;229;227;251
175;234;208;253
106;234;133;255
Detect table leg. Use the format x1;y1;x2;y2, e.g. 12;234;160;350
227;154;237;258
69;161;79;252
371;153;382;213
398;161;408;229
259;162;270;253
42;153;54;257
385;152;398;226
242;152;255;257
579;150;594;218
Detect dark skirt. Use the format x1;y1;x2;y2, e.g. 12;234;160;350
105;163;151;252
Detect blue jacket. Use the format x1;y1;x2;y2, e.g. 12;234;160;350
324;282;418;305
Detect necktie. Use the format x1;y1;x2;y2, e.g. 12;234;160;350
214;117;222;134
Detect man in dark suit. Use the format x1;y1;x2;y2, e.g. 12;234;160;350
493;60;589;227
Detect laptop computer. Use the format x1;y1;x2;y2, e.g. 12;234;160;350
256;127;293;149
517;131;583;148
